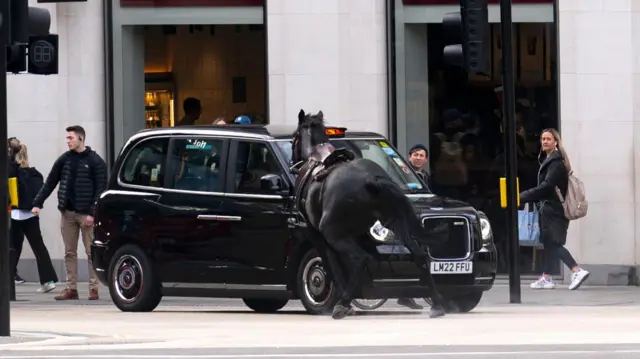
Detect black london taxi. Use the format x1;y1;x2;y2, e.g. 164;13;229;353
91;124;497;315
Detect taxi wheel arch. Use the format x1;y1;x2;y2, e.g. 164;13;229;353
108;244;162;312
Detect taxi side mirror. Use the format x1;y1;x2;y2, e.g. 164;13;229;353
261;174;284;192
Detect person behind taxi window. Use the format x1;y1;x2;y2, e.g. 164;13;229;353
177;98;202;126
408;144;432;189
520;128;589;290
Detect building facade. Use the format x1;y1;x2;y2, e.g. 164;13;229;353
9;0;640;285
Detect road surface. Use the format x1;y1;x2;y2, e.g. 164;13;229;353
0;282;638;358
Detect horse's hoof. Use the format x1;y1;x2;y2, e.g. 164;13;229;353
347;306;356;316
332;304;351;320
429;306;446;318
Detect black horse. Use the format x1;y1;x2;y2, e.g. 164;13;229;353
291;109;447;320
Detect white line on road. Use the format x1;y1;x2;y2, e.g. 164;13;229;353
2;349;640;358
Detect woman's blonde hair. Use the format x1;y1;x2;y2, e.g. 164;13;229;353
9;138;29;168
542;128;571;172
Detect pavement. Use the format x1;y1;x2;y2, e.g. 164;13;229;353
0;280;639;358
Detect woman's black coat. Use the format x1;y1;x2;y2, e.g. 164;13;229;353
519;150;569;245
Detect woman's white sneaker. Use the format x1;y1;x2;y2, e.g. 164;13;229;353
530;277;555;289
569;269;590;290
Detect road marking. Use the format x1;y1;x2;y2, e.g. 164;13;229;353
2;349;640;358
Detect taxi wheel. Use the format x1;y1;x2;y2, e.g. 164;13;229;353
242;298;289;313
297;248;341;315
423;291;483;313
108;244;162;312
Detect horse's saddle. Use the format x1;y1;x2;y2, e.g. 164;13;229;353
293;148;356;224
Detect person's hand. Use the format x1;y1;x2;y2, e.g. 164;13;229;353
31;207;40;216
84;215;95;228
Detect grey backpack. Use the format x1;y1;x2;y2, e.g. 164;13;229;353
555;170;588;220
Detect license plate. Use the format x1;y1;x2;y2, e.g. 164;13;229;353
430;261;473;274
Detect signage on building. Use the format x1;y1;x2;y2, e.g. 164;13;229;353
120;0;263;6
403;0;552;4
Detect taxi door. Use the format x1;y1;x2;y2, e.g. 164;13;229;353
220;139;293;286
154;135;233;285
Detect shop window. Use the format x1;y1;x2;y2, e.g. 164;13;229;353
425;22;558;275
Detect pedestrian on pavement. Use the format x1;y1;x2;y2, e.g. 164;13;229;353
176;97;202;126
520;128;589;290
213;117;227;125
8;138;59;293
32;125;108;300
8;137;25;284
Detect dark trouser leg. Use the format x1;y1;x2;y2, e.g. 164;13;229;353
10;219;25;276
543;240;578;275
22;217;58;285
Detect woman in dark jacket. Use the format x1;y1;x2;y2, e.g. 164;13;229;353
8;139;58;292
520;129;589;290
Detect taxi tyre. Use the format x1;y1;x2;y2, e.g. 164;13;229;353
297;248;342;315
108;244;162;312
242;298;289;313
423;290;483;313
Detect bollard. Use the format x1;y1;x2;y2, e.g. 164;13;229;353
9;247;16;302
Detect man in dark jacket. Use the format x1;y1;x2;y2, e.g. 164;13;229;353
32;125;107;301
407;144;432;189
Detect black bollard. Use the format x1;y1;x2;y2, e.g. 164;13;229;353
9;248;16;302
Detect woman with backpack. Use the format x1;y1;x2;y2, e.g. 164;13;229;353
520;128;589;290
8;138;58;293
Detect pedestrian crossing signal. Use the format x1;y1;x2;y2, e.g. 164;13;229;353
28;34;58;75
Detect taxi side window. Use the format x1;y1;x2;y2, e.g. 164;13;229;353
168;138;224;192
120;137;169;188
234;141;283;194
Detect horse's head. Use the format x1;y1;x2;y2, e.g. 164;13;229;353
292;109;329;164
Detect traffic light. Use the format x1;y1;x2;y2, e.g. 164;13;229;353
442;0;490;75
5;0;57;74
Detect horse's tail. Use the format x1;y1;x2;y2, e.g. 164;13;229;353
364;176;444;248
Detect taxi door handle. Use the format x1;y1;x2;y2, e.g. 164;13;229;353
197;215;242;222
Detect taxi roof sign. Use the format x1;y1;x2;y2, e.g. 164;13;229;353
325;127;347;137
